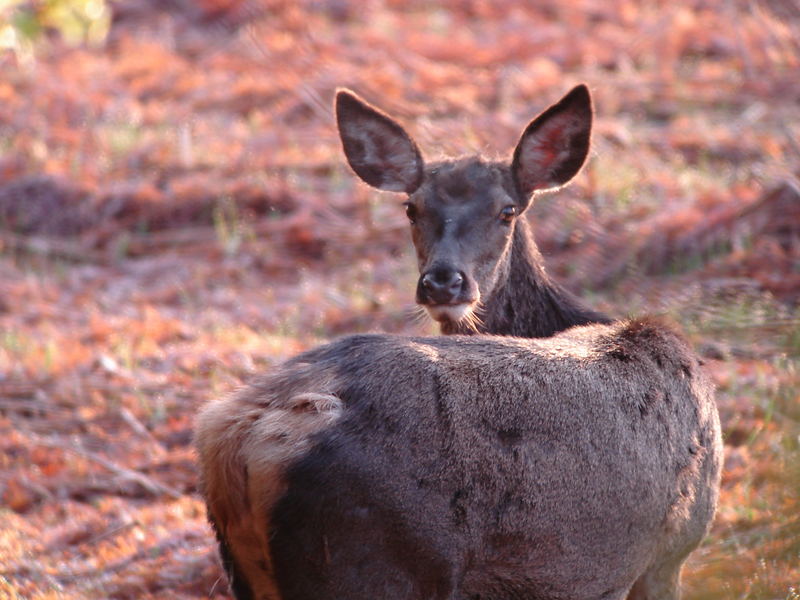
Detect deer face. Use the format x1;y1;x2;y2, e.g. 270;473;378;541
336;85;593;329
403;158;518;326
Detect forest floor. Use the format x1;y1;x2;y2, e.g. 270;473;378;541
1;1;799;598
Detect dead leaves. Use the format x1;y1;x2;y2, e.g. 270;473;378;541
0;0;798;598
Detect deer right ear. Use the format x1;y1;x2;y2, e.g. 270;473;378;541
512;84;593;203
336;89;424;194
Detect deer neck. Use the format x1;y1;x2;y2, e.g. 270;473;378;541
440;220;610;338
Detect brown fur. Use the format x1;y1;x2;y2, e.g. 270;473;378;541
196;363;342;600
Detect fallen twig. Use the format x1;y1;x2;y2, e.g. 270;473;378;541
119;407;168;457
0;232;108;264
23;432;183;500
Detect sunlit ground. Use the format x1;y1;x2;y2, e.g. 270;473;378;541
1;1;799;598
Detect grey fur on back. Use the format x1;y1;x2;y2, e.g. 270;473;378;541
197;318;722;600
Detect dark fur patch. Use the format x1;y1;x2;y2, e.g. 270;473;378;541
450;488;469;526
497;426;523;447
637;389;663;417
607;316;696;375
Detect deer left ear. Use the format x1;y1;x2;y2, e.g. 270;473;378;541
512;84;593;203
336;89;424;194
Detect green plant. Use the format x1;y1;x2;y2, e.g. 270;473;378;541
0;0;110;59
213;196;251;257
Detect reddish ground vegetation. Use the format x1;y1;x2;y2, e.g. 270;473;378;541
0;1;798;598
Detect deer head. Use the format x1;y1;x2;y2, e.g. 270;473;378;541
336;85;593;330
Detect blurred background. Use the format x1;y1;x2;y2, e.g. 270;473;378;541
0;1;798;598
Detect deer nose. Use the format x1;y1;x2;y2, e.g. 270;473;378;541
420;269;465;305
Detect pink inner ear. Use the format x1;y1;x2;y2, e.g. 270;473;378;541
518;111;582;190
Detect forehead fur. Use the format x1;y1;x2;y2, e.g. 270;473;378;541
420;157;512;204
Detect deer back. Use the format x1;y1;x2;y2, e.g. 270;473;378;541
197;318;722;599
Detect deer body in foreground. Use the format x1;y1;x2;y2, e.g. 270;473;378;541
195;87;722;600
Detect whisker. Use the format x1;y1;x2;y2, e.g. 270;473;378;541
458;301;485;333
459;305;483;334
405;304;430;326
472;299;486;321
473;303;486;325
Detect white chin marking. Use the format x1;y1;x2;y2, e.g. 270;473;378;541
426;304;472;323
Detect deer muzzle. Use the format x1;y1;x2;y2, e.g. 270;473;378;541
416;266;478;323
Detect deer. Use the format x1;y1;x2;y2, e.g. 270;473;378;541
195;86;722;600
335;84;610;338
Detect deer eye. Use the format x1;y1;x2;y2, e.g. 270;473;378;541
499;205;517;223
404;202;417;224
